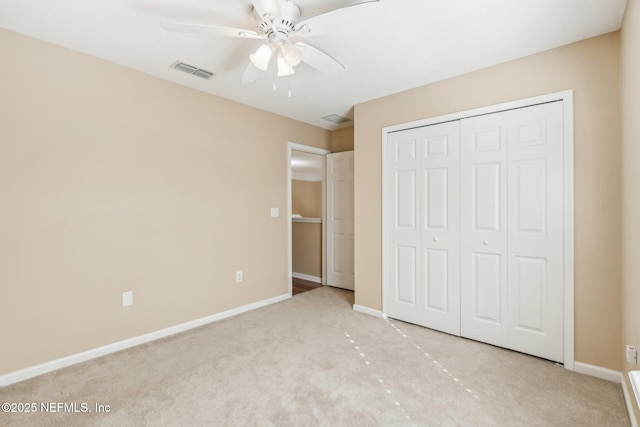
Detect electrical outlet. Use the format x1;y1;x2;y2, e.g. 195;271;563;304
627;345;637;364
122;291;133;307
236;271;243;283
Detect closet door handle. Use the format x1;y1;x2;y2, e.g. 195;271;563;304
483;240;489;246
433;237;440;243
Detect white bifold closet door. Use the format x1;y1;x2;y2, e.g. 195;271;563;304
386;122;461;335
386;101;564;363
460;102;564;362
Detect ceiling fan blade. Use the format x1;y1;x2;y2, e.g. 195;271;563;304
241;61;263;83
297;0;379;24
250;0;281;21
160;22;265;39
295;42;344;76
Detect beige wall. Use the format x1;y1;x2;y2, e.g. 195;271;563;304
354;33;622;370
621;0;640;420
292;222;322;277
0;28;330;376
331;126;355;152
291;180;322;217
291;180;323;277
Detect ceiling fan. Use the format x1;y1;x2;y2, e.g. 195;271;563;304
161;0;379;83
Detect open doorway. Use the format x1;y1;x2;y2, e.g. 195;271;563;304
287;143;330;296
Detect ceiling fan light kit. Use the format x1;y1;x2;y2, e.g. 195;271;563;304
277;56;295;76
281;41;303;67
250;44;273;70
161;0;379;83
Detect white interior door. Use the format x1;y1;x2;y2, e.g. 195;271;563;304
386;122;461;335
326;151;354;290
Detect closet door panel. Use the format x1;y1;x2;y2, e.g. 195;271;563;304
425;167;449;229
387;129;421;317
507;102;564;362
425;248;448;312
473;163;501;231
472;252;502;323
421;122;460;335
460;115;509;348
386;122;460;335
396;245;417;304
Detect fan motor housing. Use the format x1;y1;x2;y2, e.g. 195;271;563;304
255;0;301;37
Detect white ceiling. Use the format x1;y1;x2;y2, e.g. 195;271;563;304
0;0;628;130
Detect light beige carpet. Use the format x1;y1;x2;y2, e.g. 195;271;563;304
0;287;630;426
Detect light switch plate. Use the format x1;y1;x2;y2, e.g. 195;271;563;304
271;207;279;217
122;291;133;307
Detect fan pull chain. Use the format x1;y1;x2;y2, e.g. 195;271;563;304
271;74;293;98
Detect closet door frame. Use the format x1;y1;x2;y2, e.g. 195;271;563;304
381;90;575;371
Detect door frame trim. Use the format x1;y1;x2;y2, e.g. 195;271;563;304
287;143;330;296
381;90;575;370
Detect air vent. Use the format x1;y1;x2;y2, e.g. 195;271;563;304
322;114;353;124
171;61;214;79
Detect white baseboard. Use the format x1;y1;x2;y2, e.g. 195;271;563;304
353;304;385;318
574;361;622;383
0;293;290;387
292;272;322;283
622;373;639;427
